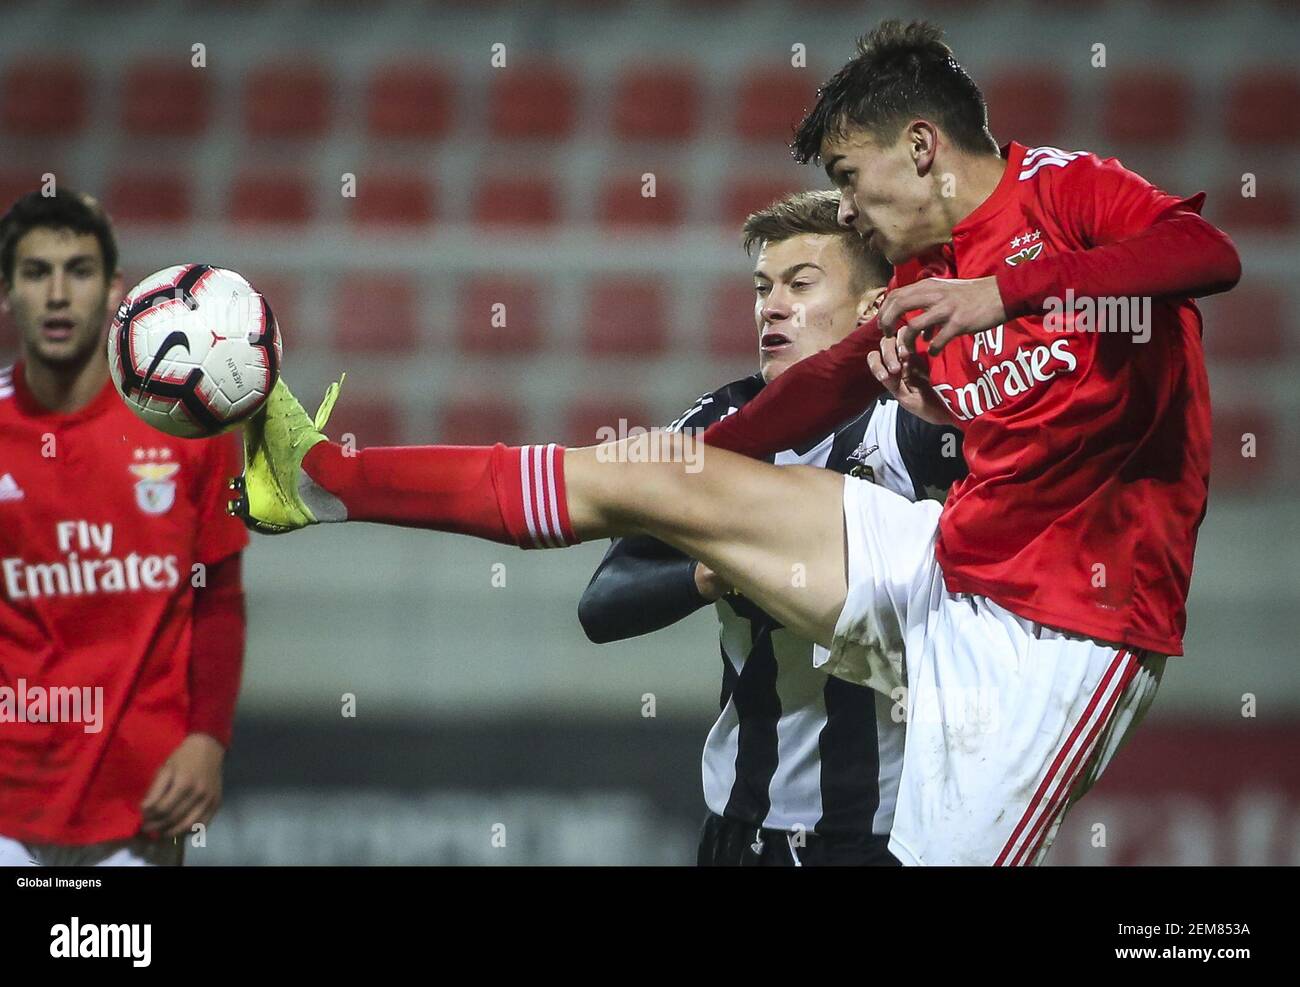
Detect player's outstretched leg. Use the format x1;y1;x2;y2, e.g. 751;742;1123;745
230;377;849;646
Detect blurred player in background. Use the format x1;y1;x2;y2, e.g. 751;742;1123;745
578;190;964;865
0;191;248;865
231;19;1239;864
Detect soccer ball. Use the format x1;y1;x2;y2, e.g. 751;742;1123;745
108;264;282;439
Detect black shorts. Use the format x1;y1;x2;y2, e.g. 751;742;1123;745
696;812;900;867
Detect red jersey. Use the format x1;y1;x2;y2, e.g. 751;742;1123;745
0;362;248;843
905;143;1212;654
705;142;1238;656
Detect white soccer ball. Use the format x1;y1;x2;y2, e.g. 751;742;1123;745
108;264;282;438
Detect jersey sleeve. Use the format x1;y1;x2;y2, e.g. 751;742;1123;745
998;153;1240;318
193;432;250;565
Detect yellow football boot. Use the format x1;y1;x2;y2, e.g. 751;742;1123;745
228;375;345;534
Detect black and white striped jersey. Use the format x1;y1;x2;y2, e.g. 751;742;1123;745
579;372;965;836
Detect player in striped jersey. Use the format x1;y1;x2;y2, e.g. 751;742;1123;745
578;192;964;865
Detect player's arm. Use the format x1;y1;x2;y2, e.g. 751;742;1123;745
141;433;249;838
578;536;720;644
703;318;886;459
886;157;1242;356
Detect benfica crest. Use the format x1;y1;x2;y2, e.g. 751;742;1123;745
129;457;180;515
1004;242;1043;266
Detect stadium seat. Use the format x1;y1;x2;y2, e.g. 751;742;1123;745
735;69;815;142
488;63;577;140
327;394;403;449
471;176;560;228
105;171;193;225
1211;406;1277;493
612;66;699;141
229;173;313;225
457;276;544;356
1102;70;1190;145
583;278;668;357
333;273;420;354
983;67;1070;145
1198;279;1286;361
563;397;655;447
2;60;87;136
439;396;526;445
1226;69;1300;145
598;174;684;229
705;278;762;359
120;59;211;137
1211;179;1296;232
244;62;331;139
348;171;436;228
721;177;801;228
366;64;453;140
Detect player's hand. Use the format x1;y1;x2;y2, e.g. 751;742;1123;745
868;336;956;426
140;733;225;839
878;276;1006;358
693;561;731;602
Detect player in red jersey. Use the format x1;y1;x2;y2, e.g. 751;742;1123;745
0;191;248;865
233;21;1239;864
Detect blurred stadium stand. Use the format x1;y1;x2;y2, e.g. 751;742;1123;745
0;0;1297;864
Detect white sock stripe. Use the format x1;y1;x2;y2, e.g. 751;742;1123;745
519;446;541;547
531;444;554;546
1007;650;1135;865
544;443;565;547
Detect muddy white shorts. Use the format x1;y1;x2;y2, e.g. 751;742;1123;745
814;475;1165;866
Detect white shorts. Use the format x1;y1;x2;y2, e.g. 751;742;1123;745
815;476;1165;866
0;833;183;866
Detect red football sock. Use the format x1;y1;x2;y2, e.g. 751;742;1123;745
301;441;579;549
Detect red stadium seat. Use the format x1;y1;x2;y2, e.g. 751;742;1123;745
229;173;313;225
983;67;1070;145
735;69;815;142
244;62;332;139
366;64;453;140
1102;70;1190;145
598;174;684;229
2;60;88;136
1197;279;1287;362
333;273;420;354
612;67;699;141
327;394;403;449
439;396;526;445
583;278;668;357
0;170;58;212
120;59;211;138
488;63;577;140
1211;179;1297;233
1211;406;1277;493
705;278;762;360
105;171;193;225
348;171;436;228
563;397;655;447
721;177;802;228
1226;70;1300;145
457;277;544;356
471;176;560;228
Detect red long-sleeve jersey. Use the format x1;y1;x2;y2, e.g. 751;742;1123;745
0;363;248;844
705;143;1240;656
